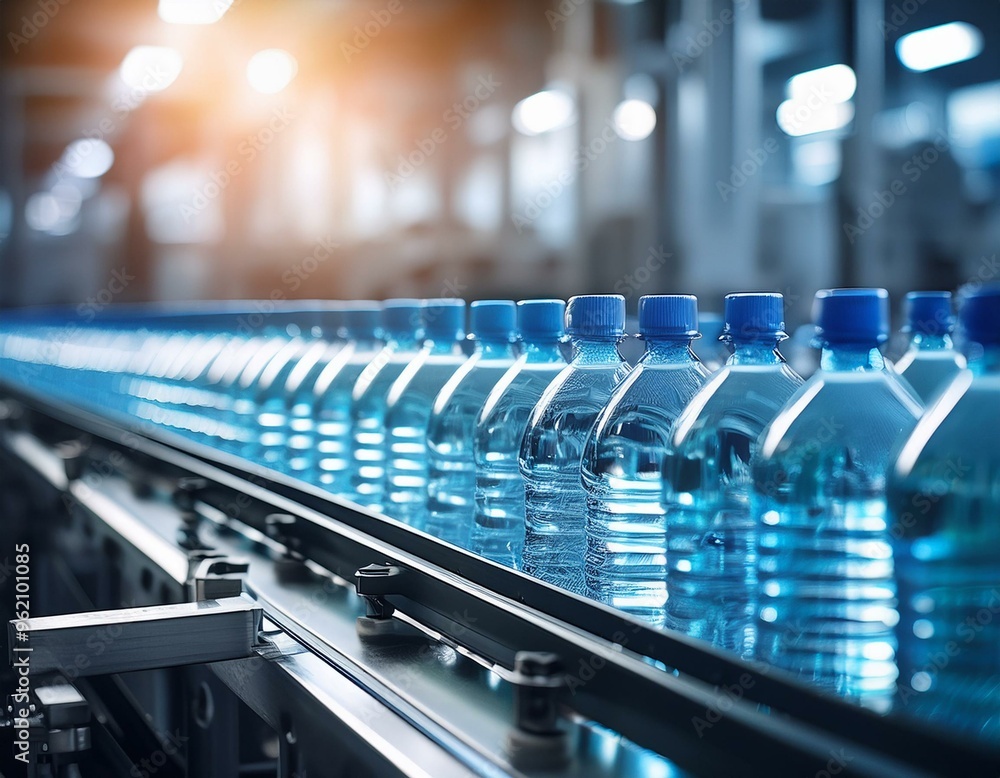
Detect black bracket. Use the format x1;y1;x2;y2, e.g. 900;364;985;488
504;651;570;770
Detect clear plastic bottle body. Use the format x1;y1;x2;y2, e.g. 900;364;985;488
251;337;324;469
346;334;422;510
297;337;381;488
520;339;630;594
471;342;567;567
752;346;923;710
277;341;357;477
889;347;1000;738
663;344;803;654
582;341;709;625
223;332;297;454
425;340;517;546
383;341;467;527
894;332;965;404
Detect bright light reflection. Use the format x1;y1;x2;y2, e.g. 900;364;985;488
60;139;115;179
897;22;983;72
777;100;854;137
612;99;657;141
786;64;856;104
512;89;576;136
119;46;184;93
158;0;233;24
247;49;298;94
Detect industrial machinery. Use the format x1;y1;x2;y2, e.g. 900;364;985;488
2;378;999;777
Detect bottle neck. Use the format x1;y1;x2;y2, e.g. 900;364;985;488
908;332;953;351
966;343;1000;376
521;339;564;363
570;337;624;364
474;338;516;358
726;339;785;366
819;342;886;372
641;338;699;364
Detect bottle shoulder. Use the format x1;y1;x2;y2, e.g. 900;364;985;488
670;366;804;448
478;359;565;425
526;361;630;425
588;362;707;437
431;357;516;417
893;373;1000;479
759;370;923;461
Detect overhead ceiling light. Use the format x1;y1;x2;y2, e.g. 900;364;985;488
777;100;855;137
612;99;657;141
246;49;298;94
119;46;184;93
896;22;983;72
157;0;233;25
59;139;115;179
786;64;856;104
512;89;576;136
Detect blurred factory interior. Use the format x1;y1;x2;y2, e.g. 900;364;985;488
0;0;998;327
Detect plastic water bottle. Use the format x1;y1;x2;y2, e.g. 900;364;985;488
894;291;965;404
663;293;803;654
426;301;518;546
383;299;467;527
888;284;1000;738
520;295;630;594
224;305;314;454
252;305;342;469
583;295;710;624
346;299;425;510
279;302;384;479
208;306;301;450
753;288;923;710
471;300;568;567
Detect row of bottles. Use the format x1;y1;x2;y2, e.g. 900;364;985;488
0;284;995;738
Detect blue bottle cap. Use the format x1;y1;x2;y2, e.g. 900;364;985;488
517;299;566;340
723;292;787;340
342;301;383;339
382;298;423;337
812;288;889;345
470;300;516;341
565;295;625;338
423;298;466;340
958;283;1000;346
904;291;953;336
638;294;699;338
